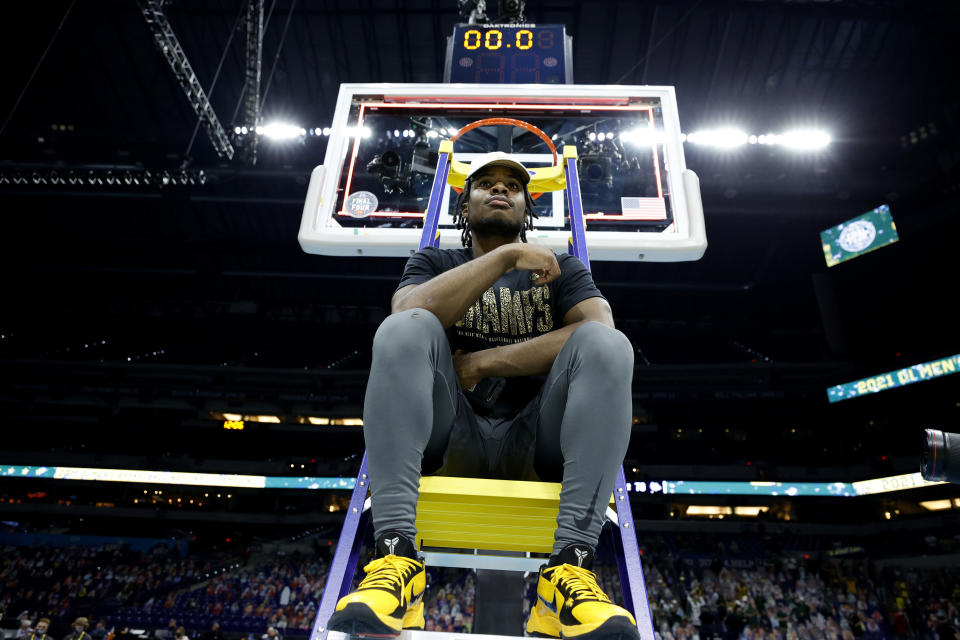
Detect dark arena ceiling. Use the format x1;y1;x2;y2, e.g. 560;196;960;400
1;0;960;530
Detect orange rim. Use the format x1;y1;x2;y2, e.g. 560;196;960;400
449;117;558;200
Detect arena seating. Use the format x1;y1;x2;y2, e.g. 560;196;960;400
0;543;222;622
4;533;960;640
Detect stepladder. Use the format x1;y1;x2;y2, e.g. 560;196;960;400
311;125;655;640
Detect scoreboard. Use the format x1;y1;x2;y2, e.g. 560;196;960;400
445;24;572;84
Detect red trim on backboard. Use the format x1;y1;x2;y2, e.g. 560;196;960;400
361;101;653;112
336;100;666;219
649;110;664;199
340;103;366;212
382;96;634;105
334;211;663;221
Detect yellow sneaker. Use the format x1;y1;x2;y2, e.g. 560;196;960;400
328;532;426;636
401;600;425;630
526;544;639;640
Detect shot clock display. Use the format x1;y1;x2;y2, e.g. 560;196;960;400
445;24;570;84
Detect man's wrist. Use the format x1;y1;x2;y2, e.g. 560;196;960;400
490;243;519;271
472;348;501;379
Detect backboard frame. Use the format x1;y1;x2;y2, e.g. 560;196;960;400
298;83;706;262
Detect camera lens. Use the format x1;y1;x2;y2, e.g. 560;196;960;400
920;429;960;482
382;151;401;169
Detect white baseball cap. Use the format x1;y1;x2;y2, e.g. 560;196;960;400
466;151;531;185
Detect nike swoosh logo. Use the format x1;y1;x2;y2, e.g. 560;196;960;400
411;585;425;602
538;592;558;614
573;477;603;530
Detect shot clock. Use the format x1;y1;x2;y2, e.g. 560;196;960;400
445;24;572;84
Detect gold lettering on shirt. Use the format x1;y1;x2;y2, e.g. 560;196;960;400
520;290;535;334
514;289;528;334
456;299;479;329
500;287;525;335
481;287;500;334
531;286;553;332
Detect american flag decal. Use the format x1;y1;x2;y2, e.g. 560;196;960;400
619;197;668;220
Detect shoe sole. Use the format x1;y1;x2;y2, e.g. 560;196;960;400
328;603;403;637
562;615;641;640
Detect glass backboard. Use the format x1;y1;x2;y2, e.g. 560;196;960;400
299;84;705;261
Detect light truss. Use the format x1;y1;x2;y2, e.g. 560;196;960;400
137;0;235;160
241;0;264;164
0;165;207;188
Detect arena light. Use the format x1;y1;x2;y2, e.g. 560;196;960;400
0;167;205;190
778;129;831;150
686;128;748;149
620;128;664;147
679;129;831;149
247;414;281;423
346;126;372;138
260;122;303;141
209;411;282;423
685;506;732;516
303;417;362;426
919;499;953;511
733;506;770;517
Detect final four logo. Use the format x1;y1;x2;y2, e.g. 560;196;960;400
820;204;899;267
344;191;378;218
837;219;877;253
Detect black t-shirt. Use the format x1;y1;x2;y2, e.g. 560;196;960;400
396;245;603;416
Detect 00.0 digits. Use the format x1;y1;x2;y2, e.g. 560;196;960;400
464;28;541;51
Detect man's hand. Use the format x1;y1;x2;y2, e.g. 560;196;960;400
452;349;486;391
505;243;562;285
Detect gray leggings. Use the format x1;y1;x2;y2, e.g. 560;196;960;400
363;307;634;556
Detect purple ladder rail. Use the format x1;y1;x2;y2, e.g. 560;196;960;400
311;454;370;640
565;156;654;640
311;147;455;640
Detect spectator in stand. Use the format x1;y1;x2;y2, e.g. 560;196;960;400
62;618;90;640
200;622;222;640
90;620;107;640
16;617;35;639
261;626;281;640
126;555;328;632
1;544;218;623
30;618;54;640
174;627;189;640
156;620;177;639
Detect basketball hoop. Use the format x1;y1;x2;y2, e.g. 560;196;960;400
449;117;558;200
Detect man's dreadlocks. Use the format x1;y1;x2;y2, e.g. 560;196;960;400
452;173;538;248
